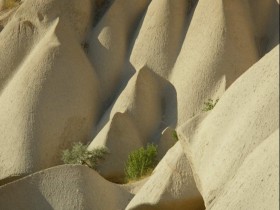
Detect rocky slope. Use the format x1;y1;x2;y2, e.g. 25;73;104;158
0;0;279;209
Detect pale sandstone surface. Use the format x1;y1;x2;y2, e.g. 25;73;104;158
126;142;205;210
88;0;151;105
0;0;100;183
88;112;144;182
126;0;188;79
88;67;177;181
0;0;278;209
170;0;278;126
178;45;279;209
0;165;133;210
93;67;164;141
88;67;166;180
209;130;279;210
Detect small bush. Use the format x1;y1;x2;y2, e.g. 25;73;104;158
202;99;219;112
61;142;108;170
172;130;179;142
124;144;158;182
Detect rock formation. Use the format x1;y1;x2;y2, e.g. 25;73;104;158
0;0;278;209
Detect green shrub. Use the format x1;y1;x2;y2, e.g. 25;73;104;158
61;142;108;170
124;144;158;182
202;99;219;112
172;130;179;142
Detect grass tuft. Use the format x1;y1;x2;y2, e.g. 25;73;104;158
202;99;219;112
172;130;179;142
124;144;158;182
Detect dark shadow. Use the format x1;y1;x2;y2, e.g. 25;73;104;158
93;64;179;143
90;1;200;141
185;0;199;33
92;0;115;27
92;0;181;137
88;4;150;137
0;175;24;186
151;77;178;144
86;2;151;138
91;61;137;138
175;0;199;57
161;81;178;129
260;1;279;56
253;1;279;58
221;0;279;89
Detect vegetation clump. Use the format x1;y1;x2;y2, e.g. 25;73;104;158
124;144;158;182
202;98;219;111
61;142;108;170
172;130;179;142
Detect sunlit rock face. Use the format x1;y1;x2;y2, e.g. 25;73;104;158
0;0;278;209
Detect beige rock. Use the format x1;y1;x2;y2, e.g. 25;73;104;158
0;0;100;184
95;66;179;140
127;0;188;79
14;0;93;42
88;0;151;104
122;177;150;195
126;142;204;210
88;112;144;183
88;67;164;181
0;0;93;91
89;66;180;181
178;45;279;208
210;130;279;210
171;0;261;126
0;0;278;208
157;127;177;160
105;67;163;139
0;165;134;210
